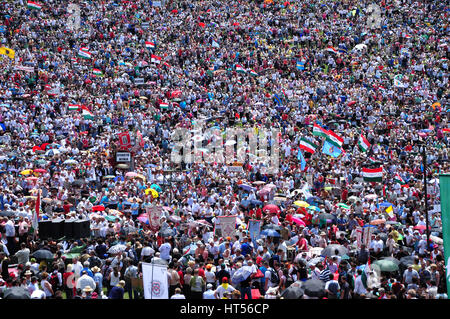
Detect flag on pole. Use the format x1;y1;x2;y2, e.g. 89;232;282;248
68;104;81;111
159;102;169;109
136;130;145;148
93;69;103;76
362;167;383;182
324;129;344;148
211;40;220;48
394;74;408;88
151;54;162;64
145;41;155;49
27;1;42;10
394;173;406;185
235;64;246;73
78;48;92;59
385;205;394;218
118;131;131;149
299;137;319;154
0;47;15;59
312;122;328;138
325;46;338;54
248;69;258;76
297;149;306;171
81;106;94;120
358;134;371;152
273;93;282;106
322;140;343;158
296;60;305;70
361;257;371;288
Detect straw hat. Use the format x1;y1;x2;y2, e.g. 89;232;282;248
118;280;125;287
83;286;94;292
91;266;100;273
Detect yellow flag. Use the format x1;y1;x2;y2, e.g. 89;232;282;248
0;47;15;59
385;205;394;217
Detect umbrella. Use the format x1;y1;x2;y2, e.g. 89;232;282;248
252;181;266;185
239;184;255;192
3;287;31;299
370;219;386;225
231;266;254;284
379;202;394;208
117;164;129;169
399;256;416;267
72;179;85;186
45;149;60;157
20;169;33;175
33;168;47;173
160;228;174;237
318;213;336;221
135;174;146;181
260;229;281;237
372;259;399;272
32;249;54;260
302;279;325;298
263;224;281;231
150;184;162;193
321;244;349;257
337;203;351;209
306;205;320;212
293;201;309;208
364;194;378;200
137;216;149;224
414;225;427;231
92;205;105;212
280;285;304;299
306;196;324;205
63;159;79;165
306;256;324;267
291;217;306;227
26;177;38;182
273;196;287;202
105;215;119;222
104;175;116;179
169;215;181;223
0;211;16;217
348;196;359;203
145;188;159;198
262;204;281;215
430;235;443;245
108;244;127;254
125;172;138;178
381;257;400;265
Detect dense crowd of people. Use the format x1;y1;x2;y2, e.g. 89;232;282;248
0;0;448;299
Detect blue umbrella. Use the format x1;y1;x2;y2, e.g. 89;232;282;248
150;184;162;193
260;229;280;237
239;184;255;192
379;202;394;208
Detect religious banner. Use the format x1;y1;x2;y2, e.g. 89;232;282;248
356;226;363;249
248;219;262;247
362;225;373;248
146;206;163;231
142;262;168;299
118;131;131;150
214;215;236;239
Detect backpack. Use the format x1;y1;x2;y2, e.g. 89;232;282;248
49;273;59;290
269;268;280;285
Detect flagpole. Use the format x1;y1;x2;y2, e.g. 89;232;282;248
421;144;431;252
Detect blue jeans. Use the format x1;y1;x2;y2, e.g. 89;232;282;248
240;286;252;299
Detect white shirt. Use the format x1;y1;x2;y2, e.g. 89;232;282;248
5;220;15;237
170;293;186;299
203;289;216;299
159;243;171;261
354;275;367;295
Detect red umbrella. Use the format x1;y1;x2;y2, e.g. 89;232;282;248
33;169;47;173
198;22;206;28
263;204;281;215
291;217;306;226
92;205;105;212
348;101;357;106
414;225;427;231
41;143;50;150
32;146;42;152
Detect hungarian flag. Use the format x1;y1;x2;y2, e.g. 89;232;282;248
27;1;42;10
93;69;102;76
299;137;319;154
145;41;155;49
358;134;371;152
236;64;246;73
324;129;344;148
81;106;94;120
326;46;338;54
68;104;81;111
159;102;169;109
163;61;171;68
248;69;258;76
118;131;131;149
394;173;406;185
443;128;450;134
151;54;161;64
78;47;92;59
312;122;328;138
362;167;383;182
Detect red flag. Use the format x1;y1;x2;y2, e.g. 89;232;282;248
198;22;206;28
136;130;145;148
35;190;40;220
118;131;131;150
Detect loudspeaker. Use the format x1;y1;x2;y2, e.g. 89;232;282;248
38;220;51;240
64;220;74;239
72;220;81;238
51;219;65;239
80;220;91;238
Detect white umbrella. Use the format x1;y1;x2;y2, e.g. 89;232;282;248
45;149;60;157
64;159;79;165
225;140;236;146
108;244;127;254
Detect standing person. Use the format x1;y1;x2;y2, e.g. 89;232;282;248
170;287;186;299
159;238;172;263
167;263;181;298
109;280;125;299
203;283;216;299
18;217;29;245
214;277;236;299
14;243;30;266
92;266;103;296
353;269;367;299
324;273;340;299
189;269;205;299
4;217;16;255
40;272;54;299
63;264;75;299
0;252;10;280
107;266;121;296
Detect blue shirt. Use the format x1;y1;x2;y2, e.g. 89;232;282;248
109;286;124;299
240;243;252;256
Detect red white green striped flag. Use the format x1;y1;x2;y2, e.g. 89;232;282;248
362;167;383;182
394;173;406;185
325;129;344;148
27;1;42;10
145;41;155;49
358;134;371;152
93;69;102;76
312;122;328;138
299;137;319;154
443;128;450;134
151;54;161;64
159;102;169;109
81;106;94;120
248;69;258;76
68;104;81;111
326;46;338;54
236;64;246;73
78;47;92;59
